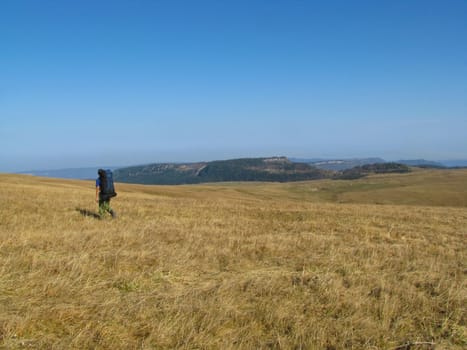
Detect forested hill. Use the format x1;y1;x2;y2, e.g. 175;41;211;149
113;157;331;185
334;162;410;179
113;157;414;185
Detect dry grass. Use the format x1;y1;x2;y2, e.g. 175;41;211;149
0;170;466;349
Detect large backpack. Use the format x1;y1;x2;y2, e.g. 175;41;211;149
98;169;117;200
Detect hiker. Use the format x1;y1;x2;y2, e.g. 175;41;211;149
96;169;117;219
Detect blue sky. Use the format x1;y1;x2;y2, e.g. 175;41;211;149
1;0;466;172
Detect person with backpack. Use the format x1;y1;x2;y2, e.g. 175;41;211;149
96;169;117;219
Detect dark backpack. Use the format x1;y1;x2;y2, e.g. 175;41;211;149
98;169;117;200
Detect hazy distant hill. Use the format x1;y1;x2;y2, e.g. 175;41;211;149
19;167;119;180
397;159;445;168
292;157;386;171
16;157;466;182
114;157;330;185
334;162;411;180
438;159;467;168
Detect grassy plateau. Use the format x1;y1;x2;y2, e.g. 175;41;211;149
0;169;466;349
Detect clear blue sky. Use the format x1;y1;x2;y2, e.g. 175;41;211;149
1;0;466;172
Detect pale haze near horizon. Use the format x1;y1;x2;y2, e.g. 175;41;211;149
1;0;466;172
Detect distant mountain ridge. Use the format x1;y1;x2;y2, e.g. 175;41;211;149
291;158;386;171
334;162;410;179
292;157;466;170
114;157;331;185
19;166;120;180
113;157;415;185
15;157;467;181
439;160;467;167
397;159;445;168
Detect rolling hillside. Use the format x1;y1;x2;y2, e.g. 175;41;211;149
0;169;466;349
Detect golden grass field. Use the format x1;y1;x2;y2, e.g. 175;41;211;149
0;169;466;349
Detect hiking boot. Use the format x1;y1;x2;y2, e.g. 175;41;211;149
110;210;117;219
